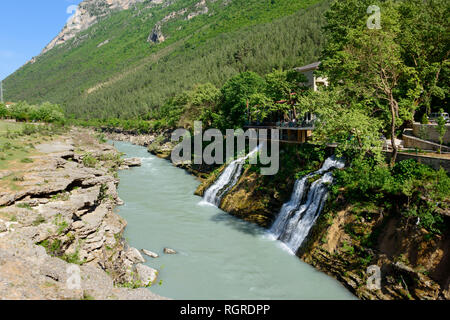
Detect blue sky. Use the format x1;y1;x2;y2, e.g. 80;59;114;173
0;0;82;80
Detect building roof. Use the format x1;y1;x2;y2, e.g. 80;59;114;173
294;61;321;73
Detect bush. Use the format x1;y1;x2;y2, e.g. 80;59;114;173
8;101;65;123
335;157;449;234
0;103;8;118
9;102;34;122
82;153;98;168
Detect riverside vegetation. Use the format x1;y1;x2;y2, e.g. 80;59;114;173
1;0;449;300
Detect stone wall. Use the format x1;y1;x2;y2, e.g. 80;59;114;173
386;151;450;172
412;123;450;144
403;130;450;153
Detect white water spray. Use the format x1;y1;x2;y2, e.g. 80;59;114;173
203;145;261;206
270;156;345;254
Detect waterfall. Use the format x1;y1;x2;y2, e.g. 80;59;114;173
271;156;345;254
203;145;261;206
270;177;310;238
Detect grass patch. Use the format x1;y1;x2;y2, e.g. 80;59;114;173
82;153;98;168
32;214;46;226
20;158;34;163
16;203;32;210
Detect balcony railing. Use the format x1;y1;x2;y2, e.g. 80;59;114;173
245;120;316;129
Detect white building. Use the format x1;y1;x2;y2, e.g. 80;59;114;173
294;61;329;91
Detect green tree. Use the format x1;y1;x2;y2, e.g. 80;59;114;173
248;92;273;123
220;71;266;129
321;1;420;166
436;109;448;154
0;103;8;119
398;0;450;115
265;69;307;102
179;83;221;129
9;101;34;122
297;89;384;162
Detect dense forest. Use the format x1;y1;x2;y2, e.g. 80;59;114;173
4;0;327;119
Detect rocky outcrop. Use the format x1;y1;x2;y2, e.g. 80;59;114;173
41;0;149;54
148;23;166;44
136;264;159;286
195;165;291;227
104;131;157;147
147;0;210;44
0;127;165;300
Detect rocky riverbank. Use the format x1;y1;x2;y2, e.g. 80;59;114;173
0;126;166;300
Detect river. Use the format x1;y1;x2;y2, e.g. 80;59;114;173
112;141;355;300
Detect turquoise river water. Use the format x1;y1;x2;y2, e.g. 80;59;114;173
112;141;355;300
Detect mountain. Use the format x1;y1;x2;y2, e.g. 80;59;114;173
4;0;328;119
42;0;148;54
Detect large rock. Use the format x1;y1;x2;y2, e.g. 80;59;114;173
136;264;158;287
126;247;146;263
164;248;177;255
123;158;142;167
142;249;159;258
148;23;165;44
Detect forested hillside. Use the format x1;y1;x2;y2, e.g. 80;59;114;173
4;0;328;119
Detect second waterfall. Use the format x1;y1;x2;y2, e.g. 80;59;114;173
270;156;345;254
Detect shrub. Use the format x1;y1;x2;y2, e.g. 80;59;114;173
0;103;8;118
8;101;65;123
336;157;449;234
82;153;98;168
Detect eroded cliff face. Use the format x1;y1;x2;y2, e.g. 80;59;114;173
299;200;450;300
0;128;164;300
41;0;150;54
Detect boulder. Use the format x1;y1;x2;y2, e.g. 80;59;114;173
142;249;159;258
136;264;158;287
126;247;146;263
164;248;177;255
123;158;142;167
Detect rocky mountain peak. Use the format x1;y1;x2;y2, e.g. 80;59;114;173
41;0;152;54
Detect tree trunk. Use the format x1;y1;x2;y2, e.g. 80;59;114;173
389;101;398;167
